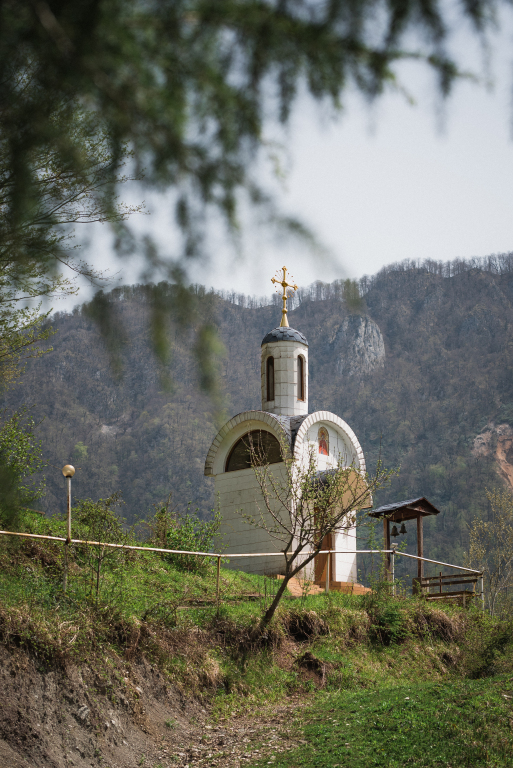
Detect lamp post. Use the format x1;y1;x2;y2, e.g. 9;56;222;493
62;464;75;592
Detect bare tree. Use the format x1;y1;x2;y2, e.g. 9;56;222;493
238;434;394;631
467;488;513;617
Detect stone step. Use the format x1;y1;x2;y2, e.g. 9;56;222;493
316;581;372;595
276;575;371;597
276;575;324;596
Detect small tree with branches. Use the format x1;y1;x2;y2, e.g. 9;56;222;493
239;433;394;632
467;488;513;617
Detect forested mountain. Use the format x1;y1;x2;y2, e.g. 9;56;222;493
5;254;513;569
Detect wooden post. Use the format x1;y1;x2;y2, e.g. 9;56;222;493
384;518;391;580
417;515;424;580
216;556;221;609
63;475;72;593
325;552;330;593
63;541;68;593
391;543;397;596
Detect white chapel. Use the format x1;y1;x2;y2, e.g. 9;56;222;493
204;268;367;585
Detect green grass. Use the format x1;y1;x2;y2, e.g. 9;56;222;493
0;511;292;684
0;509;284;620
253;676;513;767
4;509;513;763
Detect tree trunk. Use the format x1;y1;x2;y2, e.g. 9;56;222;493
255;551;319;634
257;577;290;632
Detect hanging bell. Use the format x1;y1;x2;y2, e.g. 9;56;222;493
390;525;399;537
399;523;407;535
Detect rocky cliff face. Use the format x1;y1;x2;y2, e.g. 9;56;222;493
472;423;513;492
331;315;385;377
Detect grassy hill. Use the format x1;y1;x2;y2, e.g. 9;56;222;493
1;510;513;767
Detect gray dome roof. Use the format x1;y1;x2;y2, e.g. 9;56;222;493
261;327;308;346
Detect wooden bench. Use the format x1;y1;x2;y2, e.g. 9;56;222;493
413;572;480;606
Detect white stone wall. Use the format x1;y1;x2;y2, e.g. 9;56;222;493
304;421;358;471
333;528;357;583
293;412;366;474
292;412;365;584
295;527;357;584
214;464;289;576
205;409;367;584
261;340;308;417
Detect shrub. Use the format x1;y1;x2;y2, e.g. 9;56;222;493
72;493;132;604
0;409;46;530
362;581;409;645
369;603;409;645
147;495;222;573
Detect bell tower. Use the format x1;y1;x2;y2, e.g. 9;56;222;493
260;267;308;417
204;263;366;584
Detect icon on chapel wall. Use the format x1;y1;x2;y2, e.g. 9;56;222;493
318;427;329;456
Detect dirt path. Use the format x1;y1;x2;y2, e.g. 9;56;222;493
166;703;302;768
0;645;304;768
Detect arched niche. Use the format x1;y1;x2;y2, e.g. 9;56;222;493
225;429;282;472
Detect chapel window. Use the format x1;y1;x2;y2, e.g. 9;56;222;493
225;430;282;472
318;427;329;456
266;356;275;401
297;355;305;401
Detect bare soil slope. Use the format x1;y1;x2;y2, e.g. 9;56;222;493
0;645;298;768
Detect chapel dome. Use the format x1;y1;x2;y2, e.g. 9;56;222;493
261;327;308;346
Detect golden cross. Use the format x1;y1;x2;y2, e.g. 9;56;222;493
271;266;298;328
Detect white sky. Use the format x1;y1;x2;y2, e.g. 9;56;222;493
60;13;513;310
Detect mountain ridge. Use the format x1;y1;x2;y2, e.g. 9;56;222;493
4;257;513;569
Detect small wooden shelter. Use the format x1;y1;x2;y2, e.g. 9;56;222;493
369;497;441;580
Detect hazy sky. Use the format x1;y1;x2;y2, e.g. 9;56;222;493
65;16;513;309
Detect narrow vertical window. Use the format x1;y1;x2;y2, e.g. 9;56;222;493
298;355;305;401
266;356;275;401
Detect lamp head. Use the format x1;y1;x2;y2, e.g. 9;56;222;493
62;464;75;478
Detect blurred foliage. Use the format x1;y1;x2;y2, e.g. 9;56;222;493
0;98;142;290
0;99;141;388
0;0;507;377
1;0;493;267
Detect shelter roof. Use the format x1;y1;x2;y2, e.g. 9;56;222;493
369;497;441;521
